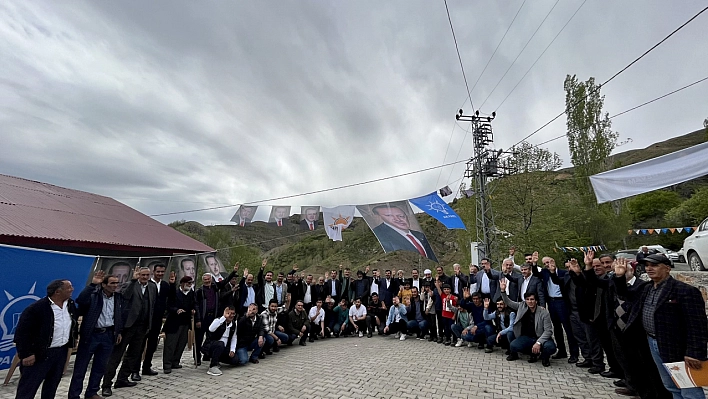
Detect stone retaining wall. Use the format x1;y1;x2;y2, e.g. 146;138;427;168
672;271;708;315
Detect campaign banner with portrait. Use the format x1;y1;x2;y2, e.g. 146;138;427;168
268;205;291;227
230;205;258;226
197;253;229;284
356;201;438;262
299;206;320;231
170;255;197;284
0;244;95;370
409;192;466;230
92;257;140;293
322;205;356;241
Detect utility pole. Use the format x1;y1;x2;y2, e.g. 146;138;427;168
456;110;515;261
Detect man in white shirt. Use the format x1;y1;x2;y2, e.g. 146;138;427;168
204;306;238;376
302;274;314;312
409;269;421;290
14;279;76;399
348;298;368;337
308;299;326;341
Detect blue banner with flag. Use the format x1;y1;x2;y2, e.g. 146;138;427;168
409;192;466;230
0;244;96;370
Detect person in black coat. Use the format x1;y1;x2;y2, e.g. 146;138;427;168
235;304;265;364
238;267;261;316
14;279;77;399
141;263;170;376
623;254;707;398
162;276;199;373
69;272;123;399
325;270;342;303
102;267;157;396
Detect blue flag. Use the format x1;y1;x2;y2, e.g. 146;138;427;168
409;192;466;230
0;244;95;370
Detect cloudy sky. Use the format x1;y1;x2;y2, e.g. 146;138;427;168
1;1;706;226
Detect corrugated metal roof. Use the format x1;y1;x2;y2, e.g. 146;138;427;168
0;174;213;253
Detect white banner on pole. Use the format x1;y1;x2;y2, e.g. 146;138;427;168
589;141;708;203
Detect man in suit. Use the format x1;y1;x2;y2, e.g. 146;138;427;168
379;269;399;307
69;271;123;399
204;255;228;283
14;279;77;399
194;273;221;366
231;205;256;226
256;259;276;312
508;263;546;308
268;206;290;227
300;207;319;231
102;266;157;397
141;263;170;376
500;279;556;367
177;257;196;284
450;263;468;298
408;269;422;291
162;276;199;374
325;269;342;304
238;267;260;317
274;272;289;308
583;257;671;398
634;253;707;399
370;205;438;262
475;258;501;303
339;265;354;302
537;256;579;363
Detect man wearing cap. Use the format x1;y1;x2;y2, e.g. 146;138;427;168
162;276;199;374
633;253;707;399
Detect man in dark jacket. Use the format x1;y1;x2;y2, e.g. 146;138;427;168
102;266;157;396
162;276;199;373
69;271;123;399
194;273;221;366
141;263;170;376
633;254;707;398
14;279;76;399
236;303;265;364
286;300;311;346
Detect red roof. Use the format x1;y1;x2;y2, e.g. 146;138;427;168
0;174;213;254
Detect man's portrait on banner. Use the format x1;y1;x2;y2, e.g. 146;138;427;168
91;258;139;293
268;206;291;227
356;201;438;262
199;253;228;283
299;206;320;231
230;205;258;226
171;255;197;283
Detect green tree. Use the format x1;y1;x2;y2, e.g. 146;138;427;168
564;75;618;194
665;187;708;226
627;190;682;223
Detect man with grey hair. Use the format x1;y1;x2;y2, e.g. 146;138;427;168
102;266;156;397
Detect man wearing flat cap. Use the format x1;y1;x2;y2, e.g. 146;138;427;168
629;253;707;399
162;276;199;374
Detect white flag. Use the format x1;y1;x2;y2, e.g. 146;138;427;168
322;206;356;241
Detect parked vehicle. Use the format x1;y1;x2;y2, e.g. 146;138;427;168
636;245;679;262
677;248;686;263
615;250;638;261
683;217;708;271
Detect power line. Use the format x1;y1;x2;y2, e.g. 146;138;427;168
435;124;458;187
608;75;708;119
445;124;471;184
526;74;708;148
509;5;708;148
467;0;527;101
150;156;475;217
477;0;561;111
444;0;475;112
495;0;587;112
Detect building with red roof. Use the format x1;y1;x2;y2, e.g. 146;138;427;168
0;174;213;256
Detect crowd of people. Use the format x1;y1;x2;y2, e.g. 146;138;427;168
12;248;708;399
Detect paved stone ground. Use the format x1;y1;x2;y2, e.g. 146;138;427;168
2;335;705;399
